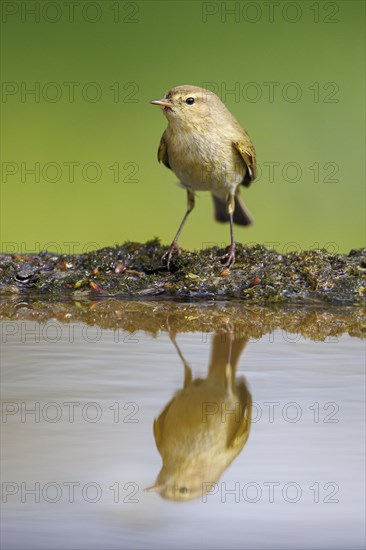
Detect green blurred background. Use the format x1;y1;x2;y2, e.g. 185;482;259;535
1;0;364;254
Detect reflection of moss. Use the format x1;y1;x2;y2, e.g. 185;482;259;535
0;240;365;304
0;299;364;341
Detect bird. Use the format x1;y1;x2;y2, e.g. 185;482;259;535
150;84;257;269
145;325;252;501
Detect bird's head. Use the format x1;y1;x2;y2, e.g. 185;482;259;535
150;85;227;129
145;472;216;502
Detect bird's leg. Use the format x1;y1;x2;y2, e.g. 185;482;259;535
220;193;236;268
162;189;195;269
166;318;192;388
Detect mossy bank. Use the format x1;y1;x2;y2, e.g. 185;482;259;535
0;240;365;304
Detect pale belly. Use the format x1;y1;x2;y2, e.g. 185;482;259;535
167;133;245;195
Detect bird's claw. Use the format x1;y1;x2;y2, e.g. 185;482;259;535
220;243;236;269
162;242;181;270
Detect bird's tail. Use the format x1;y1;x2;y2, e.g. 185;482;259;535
212;194;253;226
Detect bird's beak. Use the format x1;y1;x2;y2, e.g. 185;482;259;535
144;484;162;493
150;99;173;109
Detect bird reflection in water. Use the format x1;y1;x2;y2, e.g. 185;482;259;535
146;324;252;501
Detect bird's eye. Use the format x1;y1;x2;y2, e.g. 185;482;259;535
179;486;189;494
185;97;195;105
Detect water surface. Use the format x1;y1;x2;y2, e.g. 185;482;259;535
1;301;365;549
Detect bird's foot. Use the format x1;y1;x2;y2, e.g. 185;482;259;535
220;243;236;268
162;242;181;270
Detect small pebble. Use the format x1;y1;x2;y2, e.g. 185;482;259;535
89;281;103;293
115;263;126;274
58;261;72;271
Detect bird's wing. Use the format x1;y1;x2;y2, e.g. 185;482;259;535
153;397;175;453
158;134;171;169
226;378;252;451
233;138;257;187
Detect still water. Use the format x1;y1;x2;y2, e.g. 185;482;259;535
1;301;365;549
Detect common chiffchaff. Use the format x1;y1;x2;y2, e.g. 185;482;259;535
146;328;252;501
151;84;257;269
